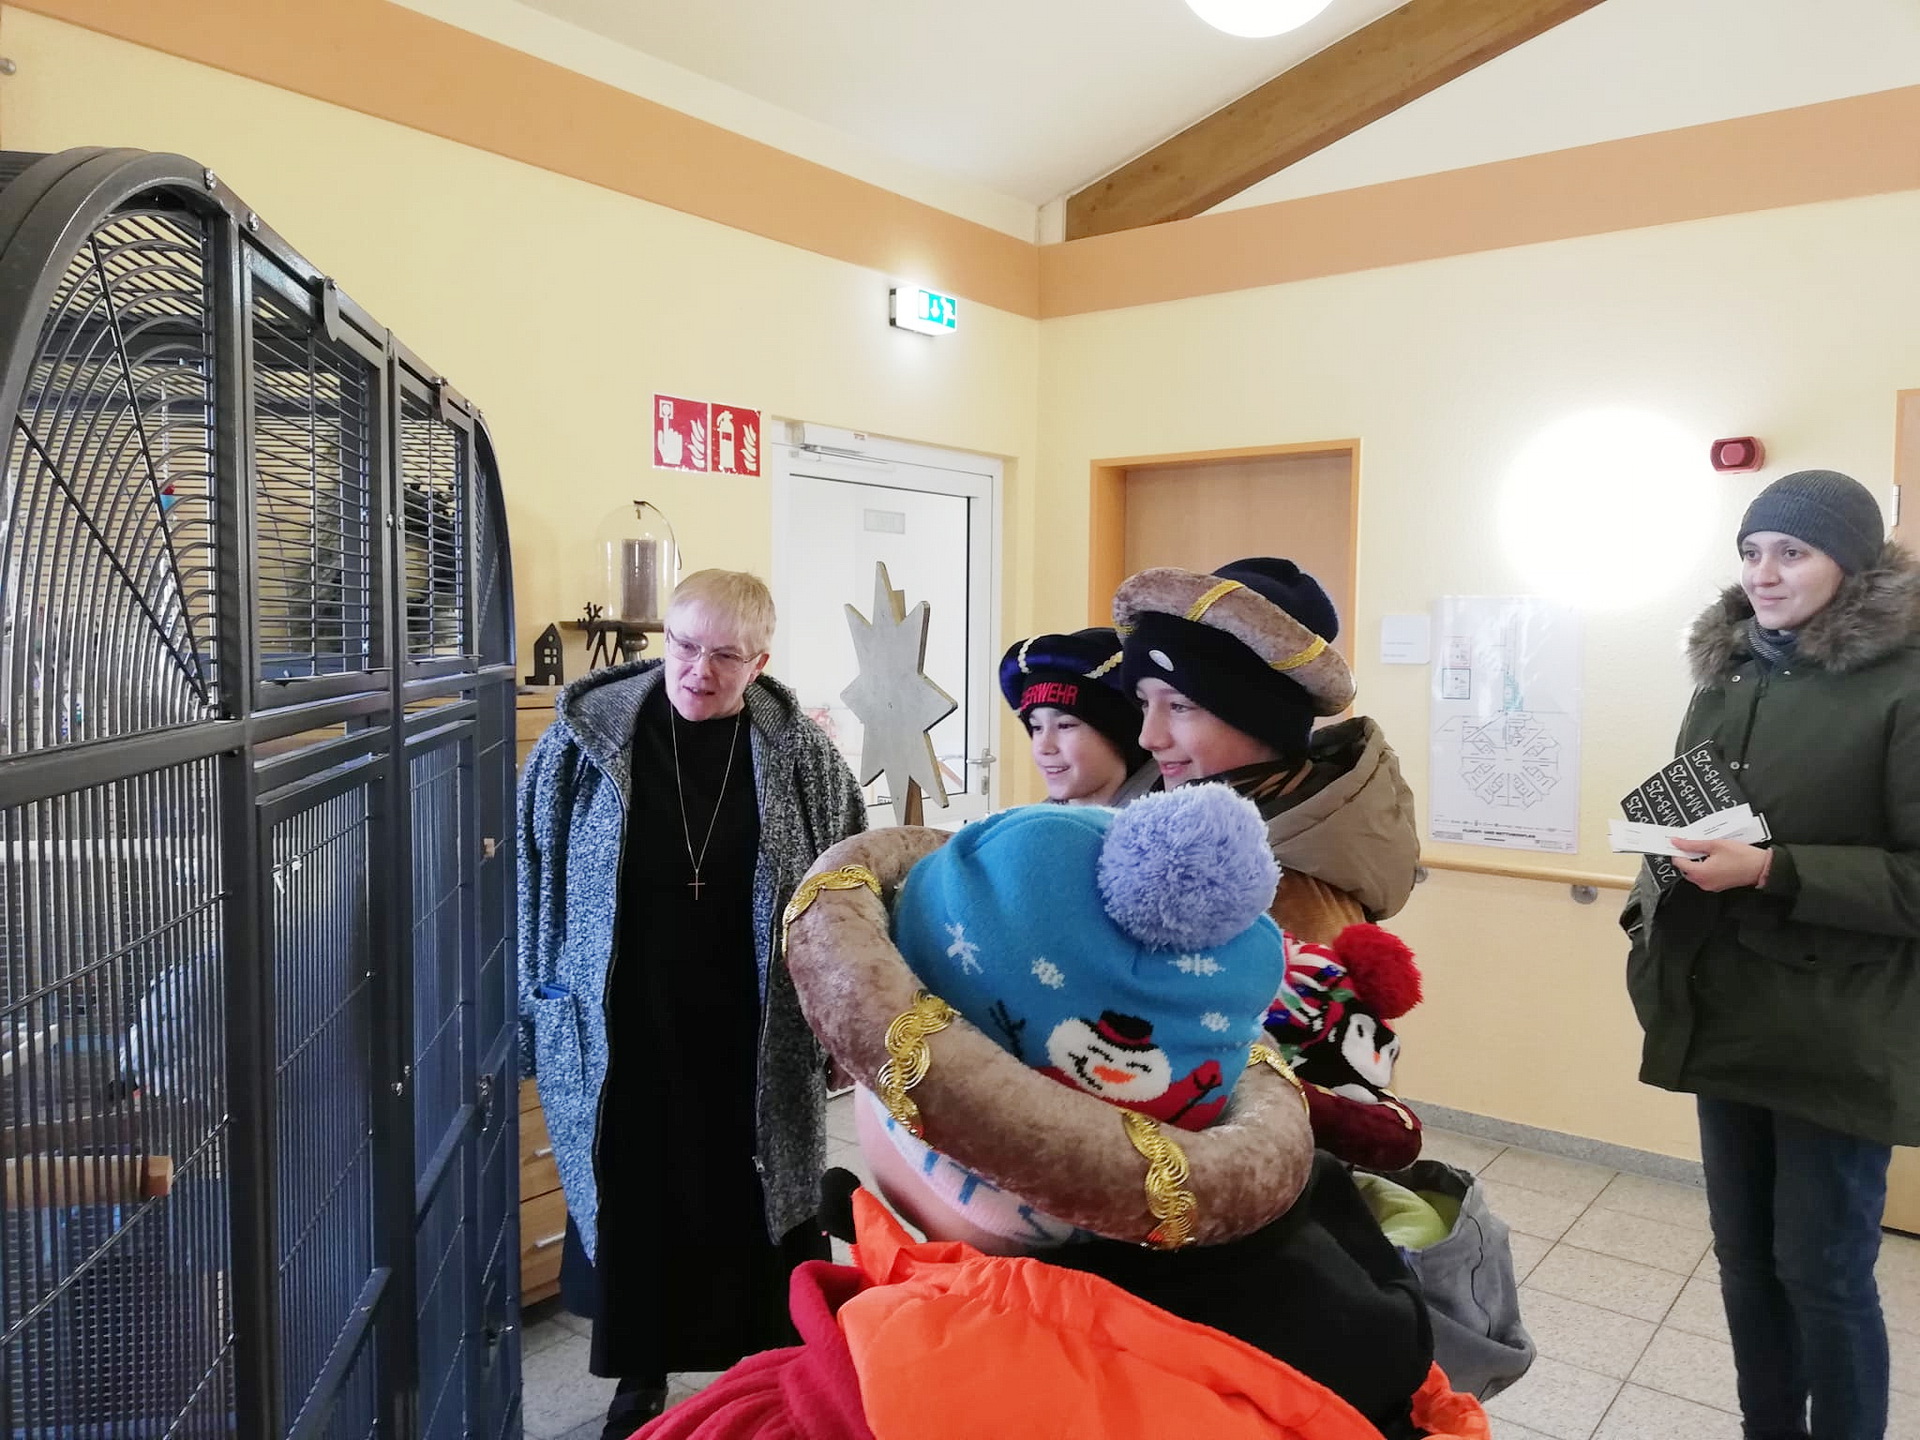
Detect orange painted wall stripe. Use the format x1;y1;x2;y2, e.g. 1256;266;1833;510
18;1;1920;321
1041;82;1920;317
9;0;1042;318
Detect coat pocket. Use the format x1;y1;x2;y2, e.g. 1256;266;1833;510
1735;912;1909;971
530;987;583;1094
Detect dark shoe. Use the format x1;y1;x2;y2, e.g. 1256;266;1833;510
600;1380;666;1440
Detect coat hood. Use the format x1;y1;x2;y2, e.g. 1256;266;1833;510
554;657;809;771
1687;540;1920;685
1260;717;1420;921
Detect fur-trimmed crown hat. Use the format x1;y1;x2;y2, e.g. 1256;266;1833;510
998;627;1145;768
1115;559;1356;760
781;821;1317;1249
893;786;1285;1133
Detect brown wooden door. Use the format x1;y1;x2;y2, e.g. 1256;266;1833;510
1120;450;1357;648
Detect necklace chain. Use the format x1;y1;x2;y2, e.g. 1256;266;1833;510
670;705;744;899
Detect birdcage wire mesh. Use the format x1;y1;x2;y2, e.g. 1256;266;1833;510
0;209;217;755
472;435;509;673
314;1340;381;1440
270;783;377;1429
399;397;465;661
0;759;232;1438
410;740;465;1184
408;735;471;1439
1;151;516;1440
415;1156;469;1440
251;284;375;683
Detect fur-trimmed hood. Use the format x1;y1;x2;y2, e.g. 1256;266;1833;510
1686;540;1920;685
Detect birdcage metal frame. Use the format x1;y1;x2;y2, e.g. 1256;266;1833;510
0;148;520;1439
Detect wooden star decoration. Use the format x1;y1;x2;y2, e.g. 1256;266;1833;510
841;562;958;814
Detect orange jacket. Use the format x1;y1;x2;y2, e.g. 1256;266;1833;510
840;1192;1487;1440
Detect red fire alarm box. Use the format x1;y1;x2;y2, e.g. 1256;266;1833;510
1711;437;1765;473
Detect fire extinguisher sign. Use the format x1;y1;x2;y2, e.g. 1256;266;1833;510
653;394;761;477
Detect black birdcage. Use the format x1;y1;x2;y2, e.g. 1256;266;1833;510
0;149;521;1439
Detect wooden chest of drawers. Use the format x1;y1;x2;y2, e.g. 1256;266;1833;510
517;687;567;1304
519;1077;566;1304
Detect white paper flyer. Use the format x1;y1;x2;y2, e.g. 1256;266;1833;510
1428;597;1583;854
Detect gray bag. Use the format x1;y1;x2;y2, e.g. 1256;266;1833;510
1376;1158;1536;1399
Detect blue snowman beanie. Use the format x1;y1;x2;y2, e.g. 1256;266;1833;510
891;785;1284;1131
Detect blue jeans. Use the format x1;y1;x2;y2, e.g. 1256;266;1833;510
1697;1097;1892;1440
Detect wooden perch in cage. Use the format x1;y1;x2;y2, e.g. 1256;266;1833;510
4;1153;174;1208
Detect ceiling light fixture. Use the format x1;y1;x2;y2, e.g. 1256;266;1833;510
1183;0;1336;38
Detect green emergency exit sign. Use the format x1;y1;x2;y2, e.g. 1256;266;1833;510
890;285;958;337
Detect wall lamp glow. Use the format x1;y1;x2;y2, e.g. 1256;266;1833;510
890;285;958;337
1498;408;1716;611
1183;0;1335;38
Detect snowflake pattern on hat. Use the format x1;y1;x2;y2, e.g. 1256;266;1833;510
892;790;1285;1132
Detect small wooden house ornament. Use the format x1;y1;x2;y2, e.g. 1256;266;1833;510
526;623;565;686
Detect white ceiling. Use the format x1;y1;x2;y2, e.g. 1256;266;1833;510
401;0;1920;241
1218;0;1920;213
511;0;1409;205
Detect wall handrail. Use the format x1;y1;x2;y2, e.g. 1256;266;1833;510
1420;856;1635;893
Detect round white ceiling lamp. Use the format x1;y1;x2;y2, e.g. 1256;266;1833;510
1183;0;1337;38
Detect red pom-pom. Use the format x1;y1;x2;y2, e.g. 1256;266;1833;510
1330;924;1422;1020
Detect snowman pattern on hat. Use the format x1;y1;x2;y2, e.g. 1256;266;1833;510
891;786;1287;1135
1039;1010;1229;1129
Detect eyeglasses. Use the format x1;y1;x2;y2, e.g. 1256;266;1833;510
664;629;758;672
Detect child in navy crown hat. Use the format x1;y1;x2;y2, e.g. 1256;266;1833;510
999;627;1150;806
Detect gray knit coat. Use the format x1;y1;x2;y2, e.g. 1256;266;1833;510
516;660;866;1257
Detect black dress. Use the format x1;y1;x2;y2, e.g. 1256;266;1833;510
565;685;826;1383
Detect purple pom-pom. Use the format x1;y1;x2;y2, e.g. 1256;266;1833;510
1096;785;1279;949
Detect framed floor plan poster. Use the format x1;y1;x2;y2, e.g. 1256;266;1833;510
1428;596;1583;853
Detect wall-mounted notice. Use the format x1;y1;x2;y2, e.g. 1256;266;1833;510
653;394;762;476
1428;596;1583;854
1379;613;1432;665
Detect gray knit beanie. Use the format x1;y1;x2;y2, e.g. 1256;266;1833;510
1737;469;1885;575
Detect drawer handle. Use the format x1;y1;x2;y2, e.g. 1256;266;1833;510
532;1146;554;1160
532;1231;566;1250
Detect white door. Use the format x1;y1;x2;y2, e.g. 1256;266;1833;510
771;423;999;828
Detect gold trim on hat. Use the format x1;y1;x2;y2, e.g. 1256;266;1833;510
1121;1110;1197;1249
877;991;958;1138
1248;1044;1313;1121
1016;636;1037;674
781;865;882;943
1272;635;1329;673
1184;579;1245;624
1084;649;1123;679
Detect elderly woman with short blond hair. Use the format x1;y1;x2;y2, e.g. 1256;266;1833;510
518;568;865;1436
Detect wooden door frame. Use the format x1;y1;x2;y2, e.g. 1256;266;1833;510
1894;390;1920;550
1087;440;1362;626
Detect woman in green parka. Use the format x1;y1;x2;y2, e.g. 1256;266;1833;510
1624;469;1920;1440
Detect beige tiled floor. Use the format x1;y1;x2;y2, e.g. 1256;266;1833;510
519;1107;1920;1440
1418;1126;1920;1440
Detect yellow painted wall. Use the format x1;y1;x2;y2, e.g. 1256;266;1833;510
0;6;1042;780
12;8;1920;1158
1039;193;1920;1156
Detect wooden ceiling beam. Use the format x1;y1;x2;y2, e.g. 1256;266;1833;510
1066;0;1609;240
